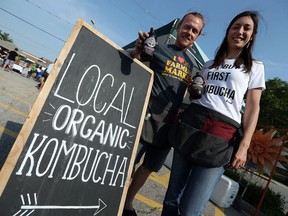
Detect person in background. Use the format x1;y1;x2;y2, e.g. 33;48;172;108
34;67;44;81
26;64;37;78
3;48;18;71
0;48;7;66
161;11;266;216
37;68;49;90
21;65;30;77
123;12;205;216
0;47;6;58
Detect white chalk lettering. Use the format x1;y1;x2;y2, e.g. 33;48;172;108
36;138;59;177
94;73;114;113
16;133;128;187
79;115;95;139
53;53;136;129
77;65;101;106
48;140;76;178
15;50;147;193
16;133;48;176
54;53;76;103
92;152;109;183
52;105;71;131
66;144;89;180
65;108;85;136
81;149;100;182
52;105;131;148
112;157;127;187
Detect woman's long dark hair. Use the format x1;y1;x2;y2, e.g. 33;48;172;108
210;11;260;73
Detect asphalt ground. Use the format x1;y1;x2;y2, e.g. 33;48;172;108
0;67;255;216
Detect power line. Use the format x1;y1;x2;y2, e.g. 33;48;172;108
25;0;74;25
0;23;59;55
0;7;65;42
130;0;164;25
107;0;146;29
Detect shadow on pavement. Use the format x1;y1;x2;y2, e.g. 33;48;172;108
0;121;23;170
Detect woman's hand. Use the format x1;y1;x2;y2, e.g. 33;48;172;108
231;142;248;169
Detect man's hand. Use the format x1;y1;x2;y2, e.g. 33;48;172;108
129;31;149;58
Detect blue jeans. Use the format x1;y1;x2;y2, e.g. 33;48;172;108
161;151;224;216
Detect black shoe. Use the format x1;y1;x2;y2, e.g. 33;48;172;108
122;208;137;216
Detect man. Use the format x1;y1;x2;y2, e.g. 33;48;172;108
3;48;19;71
123;12;205;216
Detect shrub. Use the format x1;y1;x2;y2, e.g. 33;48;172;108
243;182;286;216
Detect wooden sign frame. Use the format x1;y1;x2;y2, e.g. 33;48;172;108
0;19;153;216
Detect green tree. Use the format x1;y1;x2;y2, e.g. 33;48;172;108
258;78;288;130
0;30;13;42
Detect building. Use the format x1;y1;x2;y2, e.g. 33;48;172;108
0;40;53;73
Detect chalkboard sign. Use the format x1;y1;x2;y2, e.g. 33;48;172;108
0;19;153;216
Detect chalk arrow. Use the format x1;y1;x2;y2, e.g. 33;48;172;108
93;198;107;215
13;193;107;216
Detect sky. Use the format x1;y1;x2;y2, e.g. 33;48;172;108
0;0;287;81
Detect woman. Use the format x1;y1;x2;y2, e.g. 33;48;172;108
161;11;266;216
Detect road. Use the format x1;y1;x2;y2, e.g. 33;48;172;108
0;67;286;216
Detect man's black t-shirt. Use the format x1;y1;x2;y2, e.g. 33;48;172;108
7;51;18;61
149;44;193;113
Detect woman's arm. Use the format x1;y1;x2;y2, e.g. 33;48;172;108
231;88;263;169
